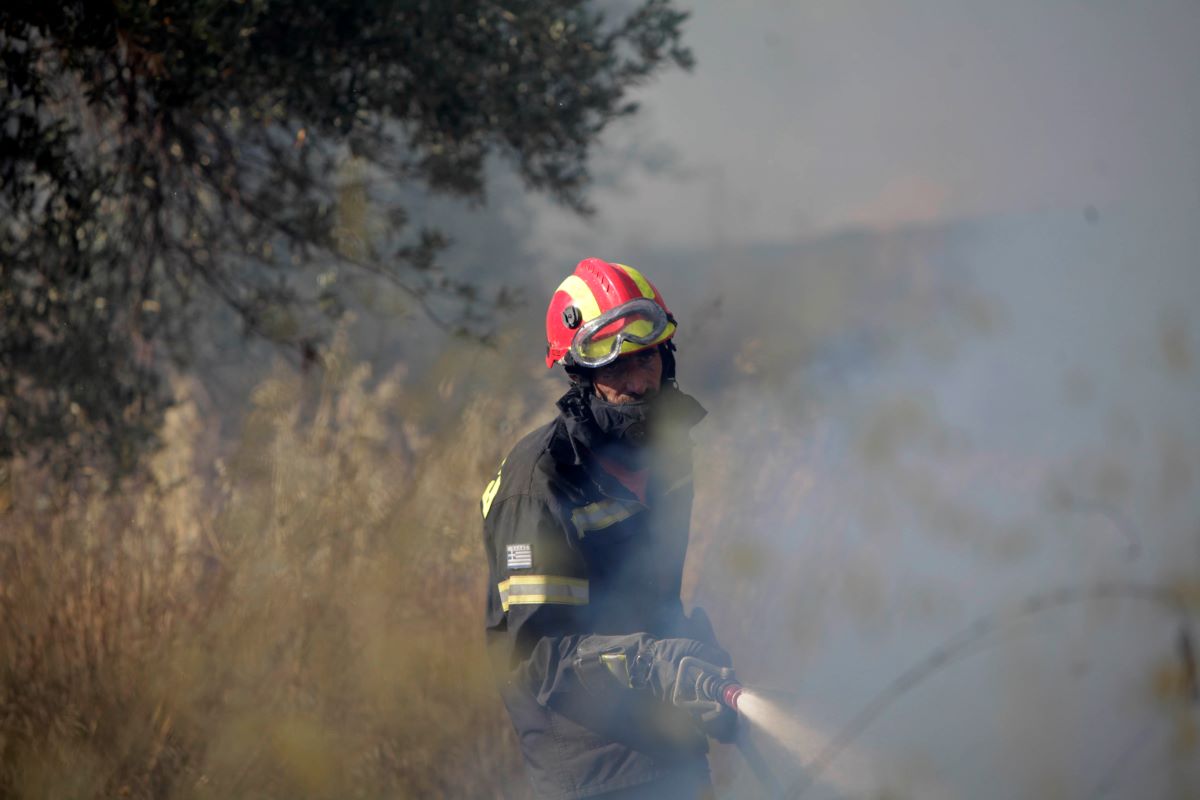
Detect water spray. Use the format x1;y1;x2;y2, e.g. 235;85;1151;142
673;657;786;798
675;656;939;797
774;580;1197;799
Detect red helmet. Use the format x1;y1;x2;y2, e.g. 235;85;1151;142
545;258;677;368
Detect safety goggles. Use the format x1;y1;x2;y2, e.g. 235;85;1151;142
569;298;671;368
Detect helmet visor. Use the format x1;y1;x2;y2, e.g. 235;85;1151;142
570;298;670;368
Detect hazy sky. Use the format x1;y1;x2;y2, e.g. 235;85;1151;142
523;0;1200;266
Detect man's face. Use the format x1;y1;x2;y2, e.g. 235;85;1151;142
592;348;663;404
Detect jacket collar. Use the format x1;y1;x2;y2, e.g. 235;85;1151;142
550;384;706;500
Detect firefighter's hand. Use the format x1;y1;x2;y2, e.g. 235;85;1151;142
658;646;740;742
647;637;732;699
682;606;729;656
571;635;735;721
698;699;738;743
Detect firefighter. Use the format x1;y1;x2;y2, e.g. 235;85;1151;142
481;258;737;799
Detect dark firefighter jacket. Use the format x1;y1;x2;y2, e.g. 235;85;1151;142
480;389;722;799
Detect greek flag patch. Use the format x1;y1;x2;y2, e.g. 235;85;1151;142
506;544;533;570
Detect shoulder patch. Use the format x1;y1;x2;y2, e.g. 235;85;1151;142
506;543;533;569
481;458;505;519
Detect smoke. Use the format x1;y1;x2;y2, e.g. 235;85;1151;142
738;691;882;798
660;210;1200;798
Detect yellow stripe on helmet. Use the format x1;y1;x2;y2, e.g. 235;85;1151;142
614;263;657;300
557;275;602;321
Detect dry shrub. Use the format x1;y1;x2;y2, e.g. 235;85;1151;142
0;339;544;799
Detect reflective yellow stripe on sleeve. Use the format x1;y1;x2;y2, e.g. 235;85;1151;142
571;498;643;537
498;575;589;612
665;473;693;494
480;458;505;519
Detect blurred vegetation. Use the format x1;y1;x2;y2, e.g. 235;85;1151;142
0;331;549;798
0;0;692;476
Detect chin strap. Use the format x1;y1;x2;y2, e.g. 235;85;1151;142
556;381;592;423
659;341;678;388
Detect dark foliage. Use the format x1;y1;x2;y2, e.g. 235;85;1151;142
0;0;692;475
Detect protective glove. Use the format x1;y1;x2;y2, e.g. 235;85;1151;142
665;651;739;743
645;637;731;698
700;699;738;743
572;635;739;742
681;606;725;652
676;608;738;741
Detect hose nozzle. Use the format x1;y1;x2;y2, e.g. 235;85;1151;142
695;668;743;710
722;682;744;711
675;656;743;712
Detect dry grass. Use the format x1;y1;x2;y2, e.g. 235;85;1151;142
0;337;543;799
